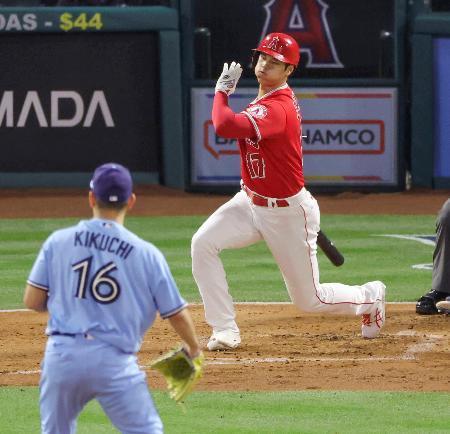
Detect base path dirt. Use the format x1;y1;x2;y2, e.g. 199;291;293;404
0;305;449;391
1;186;449;392
0;185;449;218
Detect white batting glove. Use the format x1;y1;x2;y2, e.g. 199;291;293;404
215;61;243;96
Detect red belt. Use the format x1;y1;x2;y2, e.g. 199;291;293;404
242;185;290;208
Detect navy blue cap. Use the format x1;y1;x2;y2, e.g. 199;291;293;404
90;163;133;204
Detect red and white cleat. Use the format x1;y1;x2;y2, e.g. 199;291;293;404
361;281;386;339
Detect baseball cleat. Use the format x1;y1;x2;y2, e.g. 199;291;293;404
207;330;241;351
436;296;450;314
416;290;449;315
361;281;386;339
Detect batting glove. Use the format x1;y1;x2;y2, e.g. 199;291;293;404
215;61;243;96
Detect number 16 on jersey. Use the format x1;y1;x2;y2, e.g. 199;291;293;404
72;256;121;304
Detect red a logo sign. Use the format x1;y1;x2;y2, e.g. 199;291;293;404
261;0;343;68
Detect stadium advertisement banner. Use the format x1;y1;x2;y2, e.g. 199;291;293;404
0;32;160;173
191;87;398;187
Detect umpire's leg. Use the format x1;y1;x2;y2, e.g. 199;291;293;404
432;199;450;294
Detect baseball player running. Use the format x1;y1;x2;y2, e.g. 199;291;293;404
191;33;386;351
24;163;201;434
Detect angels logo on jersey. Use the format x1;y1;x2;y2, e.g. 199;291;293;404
247;104;268;119
261;0;343;68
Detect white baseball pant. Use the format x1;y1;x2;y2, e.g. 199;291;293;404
191;187;381;334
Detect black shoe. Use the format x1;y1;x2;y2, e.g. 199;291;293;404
416;290;449;315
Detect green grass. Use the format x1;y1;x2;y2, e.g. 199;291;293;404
1;388;449;434
0;215;445;433
0;215;435;309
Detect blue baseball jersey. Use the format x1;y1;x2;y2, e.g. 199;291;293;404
27;218;187;353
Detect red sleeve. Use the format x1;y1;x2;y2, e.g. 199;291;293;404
212;92;255;139
246;101;287;141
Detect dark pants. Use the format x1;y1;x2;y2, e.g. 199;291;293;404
432;199;450;294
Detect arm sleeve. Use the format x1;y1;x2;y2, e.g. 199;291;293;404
212;92;255;139
149;250;188;319
27;238;51;291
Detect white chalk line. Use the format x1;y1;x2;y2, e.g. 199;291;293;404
206;356;398;365
3;331;446;375
3;369;41;375
401;332;444;360
195;331;446;365
0;302;416;314
202;331;445;365
0;308;31;313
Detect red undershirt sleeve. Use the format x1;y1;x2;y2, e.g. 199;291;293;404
212;91;256;139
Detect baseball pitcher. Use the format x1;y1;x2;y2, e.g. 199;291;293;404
24;163;202;433
191;33;386;351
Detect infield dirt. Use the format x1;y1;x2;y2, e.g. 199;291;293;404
1;186;449;392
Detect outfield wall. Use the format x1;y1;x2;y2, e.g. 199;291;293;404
0;6;185;189
0;1;447;191
186;0;407;192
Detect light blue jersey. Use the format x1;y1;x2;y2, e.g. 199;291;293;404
28;218;187;353
28;218;188;434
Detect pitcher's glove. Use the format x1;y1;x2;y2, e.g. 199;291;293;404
215;61;243;96
150;346;204;403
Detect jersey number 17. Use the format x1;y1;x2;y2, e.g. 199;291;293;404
246;152;266;179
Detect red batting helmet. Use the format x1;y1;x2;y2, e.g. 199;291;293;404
254;33;300;67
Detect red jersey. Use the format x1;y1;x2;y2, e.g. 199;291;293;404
212;84;304;198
